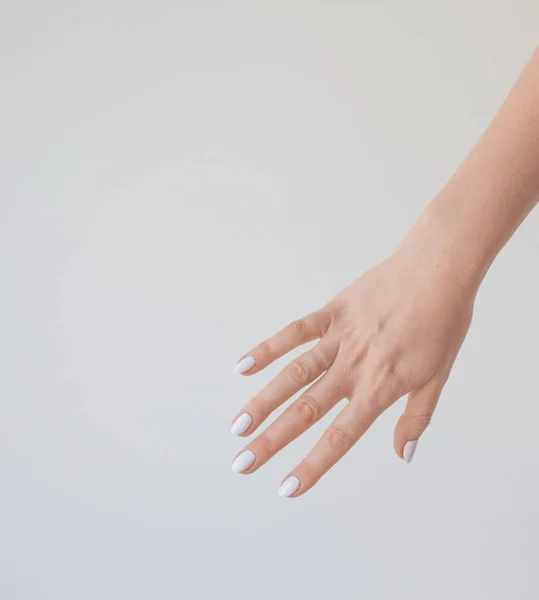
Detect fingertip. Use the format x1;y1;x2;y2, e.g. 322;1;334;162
278;475;301;498
231;449;256;473
403;440;418;463
230;413;253;436
235;355;256;374
394;437;405;460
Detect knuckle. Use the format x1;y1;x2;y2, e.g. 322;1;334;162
293;395;320;425
288;319;307;338
366;355;405;407
250;393;269;417
406;413;432;436
315;308;332;334
288;358;310;383
360;369;394;414
339;360;357;382
258;340;272;360
347;343;369;372
311;344;331;371
257;432;273;455
328;300;348;323
373;359;397;389
354;343;369;363
326;426;353;451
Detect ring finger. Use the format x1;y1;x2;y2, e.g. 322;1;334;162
232;367;345;474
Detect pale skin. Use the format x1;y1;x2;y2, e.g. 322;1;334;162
231;47;539;497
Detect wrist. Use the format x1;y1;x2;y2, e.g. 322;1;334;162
393;193;489;295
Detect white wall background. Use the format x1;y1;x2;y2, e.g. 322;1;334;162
1;2;538;598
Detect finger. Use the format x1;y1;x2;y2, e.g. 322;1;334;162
235;310;331;376
393;375;445;463
279;385;392;498
231;337;338;436
232;369;345;473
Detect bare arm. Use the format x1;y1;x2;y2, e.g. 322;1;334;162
231;47;539;498
401;47;539;288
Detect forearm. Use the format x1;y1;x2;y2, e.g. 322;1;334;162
399;47;539;289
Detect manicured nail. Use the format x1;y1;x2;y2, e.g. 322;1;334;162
278;476;300;497
404;440;418;463
232;450;256;473
231;413;253;436
235;355;256;374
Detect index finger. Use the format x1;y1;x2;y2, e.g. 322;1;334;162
235;309;331;376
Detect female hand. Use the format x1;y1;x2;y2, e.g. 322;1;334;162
231;47;539;497
231;241;477;497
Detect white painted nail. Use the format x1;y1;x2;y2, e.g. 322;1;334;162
235;355;256;374
404;440;418;463
231;413;253;436
278;476;300;497
232;450;256;473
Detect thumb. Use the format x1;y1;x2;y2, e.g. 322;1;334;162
394;376;445;463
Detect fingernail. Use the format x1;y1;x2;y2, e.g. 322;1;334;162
278;476;300;497
231;413;253;436
232;450;256;473
235;355;256;374
404;440;418;463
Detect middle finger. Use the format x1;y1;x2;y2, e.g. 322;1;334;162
231;336;338;437
232;366;345;473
